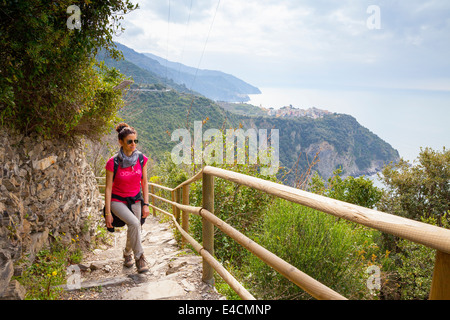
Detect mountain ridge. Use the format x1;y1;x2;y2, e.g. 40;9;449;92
97;43;400;183
114;42;261;102
120;89;400;183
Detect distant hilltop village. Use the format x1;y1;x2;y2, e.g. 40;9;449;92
261;105;332;119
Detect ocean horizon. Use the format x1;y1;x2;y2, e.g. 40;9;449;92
248;86;450;164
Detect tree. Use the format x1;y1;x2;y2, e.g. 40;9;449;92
309;168;382;209
0;0;138;140
377;147;450;226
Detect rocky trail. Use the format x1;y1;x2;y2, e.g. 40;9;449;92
60;215;225;300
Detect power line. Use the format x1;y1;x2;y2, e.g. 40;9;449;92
166;0;171;85
189;0;221;91
176;0;194;83
186;0;221;130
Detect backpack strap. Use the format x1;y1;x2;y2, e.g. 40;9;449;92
112;155;120;181
138;152;144;179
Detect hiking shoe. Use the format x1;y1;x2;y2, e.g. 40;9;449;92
136;254;149;273
124;253;134;268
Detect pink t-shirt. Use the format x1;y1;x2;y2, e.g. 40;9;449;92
105;154;148;203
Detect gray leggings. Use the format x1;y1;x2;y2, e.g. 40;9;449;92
110;201;143;260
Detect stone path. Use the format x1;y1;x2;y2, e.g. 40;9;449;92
60;215;225;300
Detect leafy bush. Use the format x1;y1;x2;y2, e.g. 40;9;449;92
245;199;389;299
385;213;449;300
0;0;137;140
188;163;276;264
309;168;382;209
378;147;450;224
14;233;84;300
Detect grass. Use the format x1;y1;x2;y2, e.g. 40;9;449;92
242;198;386;299
14;234;85;300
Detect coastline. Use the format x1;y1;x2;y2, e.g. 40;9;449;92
248;86;450;164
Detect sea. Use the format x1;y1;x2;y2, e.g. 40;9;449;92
248;87;449;162
248;86;450;187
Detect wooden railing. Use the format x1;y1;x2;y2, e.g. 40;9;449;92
97;165;450;300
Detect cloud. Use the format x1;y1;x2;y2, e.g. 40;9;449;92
140;0;216;24
115;0;450;90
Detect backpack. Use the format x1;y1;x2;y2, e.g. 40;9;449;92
103;152;146;232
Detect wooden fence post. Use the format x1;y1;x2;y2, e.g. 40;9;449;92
176;188;181;224
202;173;215;285
429;250;450;300
182;185;190;247
151;185;156;217
171;190;176;219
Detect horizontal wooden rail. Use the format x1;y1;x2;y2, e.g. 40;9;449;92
202;166;450;255
147;203;255;300
99;165;450;299
148;182;174;192
149;192;202;216
173;170;203;191
199;208;346;300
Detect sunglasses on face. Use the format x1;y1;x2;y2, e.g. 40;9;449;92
126;139;139;145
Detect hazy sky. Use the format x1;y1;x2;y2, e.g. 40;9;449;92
114;0;450;90
113;1;450;162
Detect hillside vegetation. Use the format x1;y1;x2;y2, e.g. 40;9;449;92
118;88;399;183
115;42;261;102
0;1;136;140
120;90;241;161
153;147;449;300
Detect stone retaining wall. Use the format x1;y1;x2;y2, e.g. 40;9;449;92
0;127;103;298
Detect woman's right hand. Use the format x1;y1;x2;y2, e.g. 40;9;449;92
105;213;113;229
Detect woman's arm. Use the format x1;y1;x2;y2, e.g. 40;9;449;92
104;169;114;228
141;163;150;218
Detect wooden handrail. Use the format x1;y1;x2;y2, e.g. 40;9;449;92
98;165;450;300
173;170;203;191
148;182;174;192
147;202;255;300
148;187;345;299
149;192;202;216
146;171;346;299
199;208;346;300
202;166;450;255
150;185;346;300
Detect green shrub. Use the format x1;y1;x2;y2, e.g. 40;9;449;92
0;0;137;140
189;163;276;265
246;199;388;300
391;214;449;300
14;234;84;300
309;168;382;209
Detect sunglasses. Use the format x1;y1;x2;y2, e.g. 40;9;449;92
126;139;139;145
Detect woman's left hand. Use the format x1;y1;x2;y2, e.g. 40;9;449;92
142;205;150;218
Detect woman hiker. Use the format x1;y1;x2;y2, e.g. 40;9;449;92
104;122;150;273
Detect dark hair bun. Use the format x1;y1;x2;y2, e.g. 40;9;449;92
115;122;129;133
116;122;137;141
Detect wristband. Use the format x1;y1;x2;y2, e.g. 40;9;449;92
143;203;150;207
105;212;111;216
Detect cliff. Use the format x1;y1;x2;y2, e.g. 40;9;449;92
237;113;400;184
0;128;103;299
103;42;261;102
120;90;400;184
